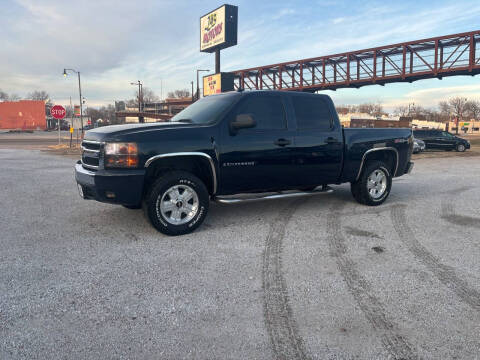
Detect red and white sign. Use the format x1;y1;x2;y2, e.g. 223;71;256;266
51;105;66;119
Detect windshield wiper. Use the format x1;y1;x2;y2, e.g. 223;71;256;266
175;118;193;123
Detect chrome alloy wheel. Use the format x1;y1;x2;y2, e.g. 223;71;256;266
158;185;199;225
367;169;387;199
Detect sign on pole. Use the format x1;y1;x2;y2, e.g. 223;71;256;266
203;72;234;96
200;5;238;53
51;105;66;145
51;105;66;120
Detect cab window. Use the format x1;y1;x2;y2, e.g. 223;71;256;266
292;96;332;130
234;95;286;130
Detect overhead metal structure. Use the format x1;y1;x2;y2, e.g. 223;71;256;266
232;30;480;92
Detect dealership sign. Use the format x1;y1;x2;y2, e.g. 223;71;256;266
200;4;238;53
203;72;235;97
51;105;66;119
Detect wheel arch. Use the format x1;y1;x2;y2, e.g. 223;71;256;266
356;147;398;181
144;152;217;195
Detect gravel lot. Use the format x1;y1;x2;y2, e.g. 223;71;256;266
1;149;479;359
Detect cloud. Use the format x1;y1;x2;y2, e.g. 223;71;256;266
1;0;480;108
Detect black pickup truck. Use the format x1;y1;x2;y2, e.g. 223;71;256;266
75;90;414;235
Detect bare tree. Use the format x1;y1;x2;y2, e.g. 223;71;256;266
8;94;21;101
0;89;8;101
140;87;159;103
27;90;49;101
465;100;480;120
439;101;450;115
394;105;409;116
448;97;468;120
167;89;191;98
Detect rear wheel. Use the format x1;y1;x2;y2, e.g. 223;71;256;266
351;160;392;206
145;171;209;236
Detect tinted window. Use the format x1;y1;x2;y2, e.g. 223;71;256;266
442;131;454;138
292;96;332;130
235;95;286;130
171;93;239;124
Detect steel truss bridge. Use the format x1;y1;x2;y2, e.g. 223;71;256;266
232;30;480;92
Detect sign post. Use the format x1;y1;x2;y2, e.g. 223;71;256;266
51;105;66;145
69;126;74;148
200;5;238;76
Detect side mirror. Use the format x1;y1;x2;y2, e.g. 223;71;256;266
230;114;256;133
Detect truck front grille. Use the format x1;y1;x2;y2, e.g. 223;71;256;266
81;140;103;170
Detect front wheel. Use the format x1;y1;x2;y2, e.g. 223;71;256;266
456;143;466;152
351;160;392;206
145;171;209;236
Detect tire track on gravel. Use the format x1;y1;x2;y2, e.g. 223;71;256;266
391;205;480;311
263;199;311;360
440;187;480;229
327;201;418;360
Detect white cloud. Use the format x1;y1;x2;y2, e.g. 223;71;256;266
1;0;480;108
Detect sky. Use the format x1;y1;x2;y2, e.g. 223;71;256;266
1;0;480;112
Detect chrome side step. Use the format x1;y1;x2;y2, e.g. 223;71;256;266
213;186;333;204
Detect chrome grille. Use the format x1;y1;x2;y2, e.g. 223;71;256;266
81;140;103;170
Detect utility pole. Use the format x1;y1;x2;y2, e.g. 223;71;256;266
130;80;144;123
63;68;84;136
191;81;194;102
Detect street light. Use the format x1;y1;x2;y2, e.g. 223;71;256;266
130;80;143;123
63;68;84;136
196;69;210;101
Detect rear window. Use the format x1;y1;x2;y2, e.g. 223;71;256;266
292;96;332;130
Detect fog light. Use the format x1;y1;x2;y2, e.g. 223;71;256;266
105;191;116;199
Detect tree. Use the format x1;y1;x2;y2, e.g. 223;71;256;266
8;94;21;101
27;90;49;101
140;87;159;103
167;89;191;98
465;100;480;120
394;105;409;116
0;89;8;101
448;97;468;121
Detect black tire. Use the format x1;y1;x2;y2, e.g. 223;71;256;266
145;171;209;236
456;143;466;152
350;160;392;206
122;204;142;209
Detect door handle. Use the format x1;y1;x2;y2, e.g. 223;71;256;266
274;138;291;147
325;137;339;144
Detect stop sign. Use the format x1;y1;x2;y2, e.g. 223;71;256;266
51;105;66;119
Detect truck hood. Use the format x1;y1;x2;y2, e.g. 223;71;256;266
83;122;195;142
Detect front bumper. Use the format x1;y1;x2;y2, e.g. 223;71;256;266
75;161;146;206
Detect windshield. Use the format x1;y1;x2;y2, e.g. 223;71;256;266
171;94;239;124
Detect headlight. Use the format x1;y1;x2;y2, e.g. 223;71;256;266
104;142;138;168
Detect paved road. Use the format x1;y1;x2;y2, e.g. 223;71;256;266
0;131;75;149
1;149;479;359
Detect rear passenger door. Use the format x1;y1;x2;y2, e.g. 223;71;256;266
291;94;343;186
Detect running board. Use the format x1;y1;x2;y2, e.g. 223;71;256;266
213;186;333;204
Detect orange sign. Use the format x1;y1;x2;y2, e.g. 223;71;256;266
203;74;222;96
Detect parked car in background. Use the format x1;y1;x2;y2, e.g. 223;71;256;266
413;129;470;152
413;138;426;153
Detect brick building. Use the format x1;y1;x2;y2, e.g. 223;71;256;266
0;100;46;130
